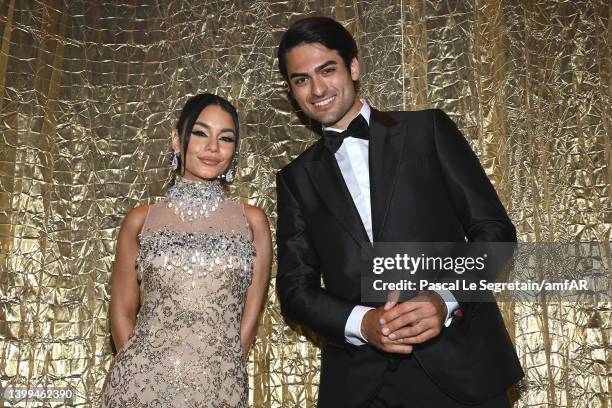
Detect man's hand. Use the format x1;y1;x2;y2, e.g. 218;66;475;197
379;291;447;345
361;306;414;354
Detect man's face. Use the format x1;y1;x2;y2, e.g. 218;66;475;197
285;43;361;129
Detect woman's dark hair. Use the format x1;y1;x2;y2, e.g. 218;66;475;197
174;93;239;177
277;17;358;82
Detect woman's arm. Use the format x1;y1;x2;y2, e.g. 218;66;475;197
110;204;148;353
240;204;272;358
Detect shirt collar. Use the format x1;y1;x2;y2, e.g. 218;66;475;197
322;99;371;132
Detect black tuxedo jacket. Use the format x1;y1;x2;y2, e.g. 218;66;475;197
276;108;524;407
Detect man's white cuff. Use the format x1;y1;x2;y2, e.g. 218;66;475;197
434;289;459;327
344;305;375;345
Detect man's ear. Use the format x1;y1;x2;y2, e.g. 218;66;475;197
285;82;294;98
285;83;301;111
171;129;180;152
350;57;360;81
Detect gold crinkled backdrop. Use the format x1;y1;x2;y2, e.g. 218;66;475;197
0;0;610;407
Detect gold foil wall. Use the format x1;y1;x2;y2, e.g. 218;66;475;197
0;0;609;407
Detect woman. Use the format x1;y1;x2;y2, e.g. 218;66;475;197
102;93;271;407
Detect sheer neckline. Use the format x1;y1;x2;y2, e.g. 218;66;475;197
166;176;226;221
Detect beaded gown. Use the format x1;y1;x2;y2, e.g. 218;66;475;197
102;176;254;408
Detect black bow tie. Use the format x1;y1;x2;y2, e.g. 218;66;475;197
322;114;370;153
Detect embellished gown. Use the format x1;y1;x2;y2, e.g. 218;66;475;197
102;177;254;408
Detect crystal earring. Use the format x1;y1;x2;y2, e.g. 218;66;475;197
171;151;179;171
225;168;234;183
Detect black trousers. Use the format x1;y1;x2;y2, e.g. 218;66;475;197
368;356;511;408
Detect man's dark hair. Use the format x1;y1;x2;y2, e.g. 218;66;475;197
277;17;358;82
175;93;239;177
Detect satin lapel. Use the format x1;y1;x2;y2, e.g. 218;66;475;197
305;144;370;245
369;109;405;241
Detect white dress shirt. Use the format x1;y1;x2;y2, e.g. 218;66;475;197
323;101;459;346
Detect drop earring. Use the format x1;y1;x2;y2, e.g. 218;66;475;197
171;151;179;171
225;168;234;183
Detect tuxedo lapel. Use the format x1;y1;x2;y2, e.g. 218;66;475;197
369;109;405;241
305;144;370;245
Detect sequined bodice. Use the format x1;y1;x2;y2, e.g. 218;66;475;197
135;178;254;333
135;202;254;329
102;178;254;408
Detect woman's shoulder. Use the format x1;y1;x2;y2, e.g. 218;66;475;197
242;204;269;231
120;203;150;234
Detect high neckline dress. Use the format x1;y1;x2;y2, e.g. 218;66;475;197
102;177;254;407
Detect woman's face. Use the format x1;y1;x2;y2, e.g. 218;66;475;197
172;104;237;181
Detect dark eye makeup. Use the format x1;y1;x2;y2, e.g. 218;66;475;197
191;129;235;143
191;130;208;137
220;135;236;143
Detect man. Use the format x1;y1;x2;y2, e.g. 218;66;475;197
275;17;523;408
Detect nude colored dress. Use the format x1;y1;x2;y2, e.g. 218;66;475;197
102;177;254;407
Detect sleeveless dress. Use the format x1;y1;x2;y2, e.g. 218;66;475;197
102;177;255;408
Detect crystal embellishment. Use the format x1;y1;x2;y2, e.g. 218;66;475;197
166;176;226;221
